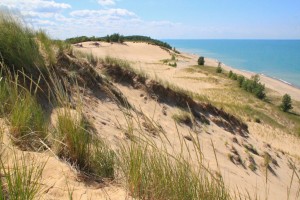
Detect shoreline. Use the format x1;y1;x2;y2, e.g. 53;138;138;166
180;50;300;101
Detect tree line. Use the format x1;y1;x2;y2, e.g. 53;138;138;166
65;34;172;50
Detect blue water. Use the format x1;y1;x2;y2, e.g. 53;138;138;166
164;40;300;88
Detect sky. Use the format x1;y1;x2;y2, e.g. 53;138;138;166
0;0;300;39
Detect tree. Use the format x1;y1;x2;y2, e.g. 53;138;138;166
198;56;204;65
280;94;293;112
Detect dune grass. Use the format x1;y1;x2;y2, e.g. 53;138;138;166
0;152;46;200
0;11;45;76
119;139;230;200
53;109;115;178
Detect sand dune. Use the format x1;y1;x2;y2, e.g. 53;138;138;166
73;41;300;200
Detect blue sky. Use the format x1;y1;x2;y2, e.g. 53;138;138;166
1;0;299;39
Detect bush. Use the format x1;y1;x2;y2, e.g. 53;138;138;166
198;56;205;65
237;75;245;87
280;94;293;112
169;62;177;67
228;70;233;78
216;66;222;73
236;75;266;100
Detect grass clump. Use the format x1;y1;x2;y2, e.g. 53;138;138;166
53;109;115;179
172;110;194;126
119;143;230;200
9;92;47;149
0;11;45;77
0;152;46;200
0;73;17;116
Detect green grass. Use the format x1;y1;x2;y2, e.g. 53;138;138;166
0;72;16;116
0;11;45;76
119;142;230;200
53;109;115;178
9;92;47;149
0;152;46;200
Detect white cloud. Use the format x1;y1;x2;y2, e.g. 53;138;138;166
70;9;136;18
0;0;71;11
98;0;115;6
0;0;184;39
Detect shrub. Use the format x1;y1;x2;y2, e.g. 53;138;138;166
235;74;266;99
198;56;205;65
216;66;222;73
237;75;245;87
169;62;177;67
280;94;293;112
231;73;238;80
171;54;176;60
228;70;233;78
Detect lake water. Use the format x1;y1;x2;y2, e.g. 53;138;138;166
164;39;300;87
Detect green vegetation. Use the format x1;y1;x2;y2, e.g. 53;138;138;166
280;94;293;112
65;34;173;50
0;152;46;200
216;66;223;73
0;12;46;77
54;109;115;178
198;56;205;65
123;35;172;49
119;142;230;200
169;62;177;67
104;33;124;43
65;35;104;44
10;91;47;148
229;71;266;99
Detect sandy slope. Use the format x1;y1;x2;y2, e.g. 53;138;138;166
73;41;300;199
78;41;300;101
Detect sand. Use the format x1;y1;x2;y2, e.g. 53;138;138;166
4;40;300;199
78;41;300;101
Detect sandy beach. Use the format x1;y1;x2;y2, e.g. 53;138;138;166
204;57;300;101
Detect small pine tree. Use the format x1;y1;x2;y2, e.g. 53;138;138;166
198;56;204;65
280;94;293;112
